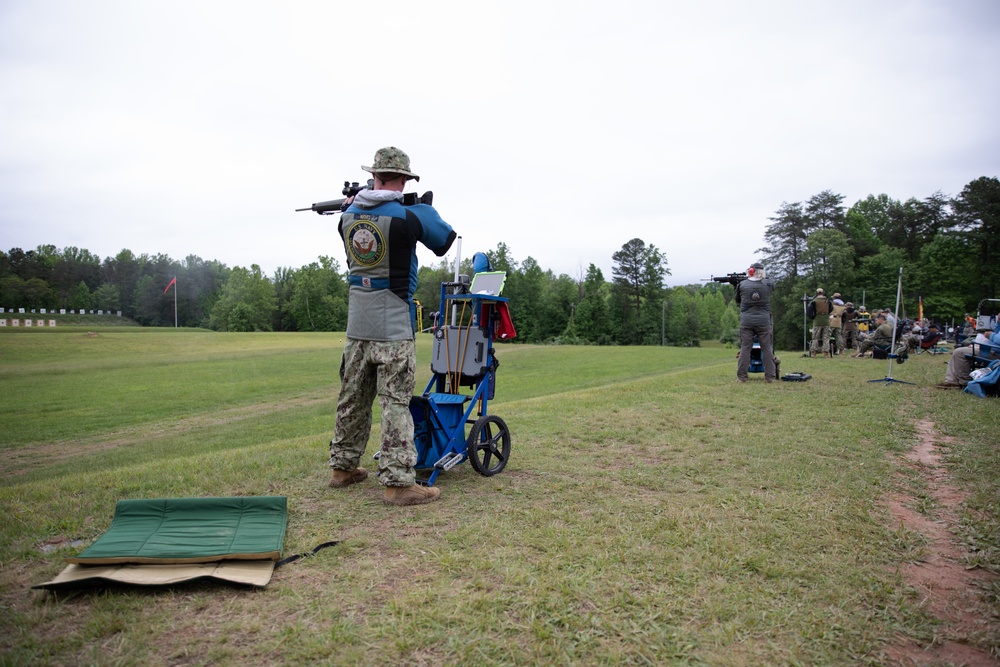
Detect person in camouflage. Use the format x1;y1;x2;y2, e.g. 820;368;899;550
842;302;860;352
327;147;456;506
854;313;907;360
829;292;846;355
807;288;833;357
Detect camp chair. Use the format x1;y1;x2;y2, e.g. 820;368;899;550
871;344;891;360
917;330;944;354
965;340;1000;370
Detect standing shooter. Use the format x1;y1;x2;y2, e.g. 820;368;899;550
327;146;457;506
736;262;777;383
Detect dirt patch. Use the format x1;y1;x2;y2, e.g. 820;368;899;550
883;418;998;666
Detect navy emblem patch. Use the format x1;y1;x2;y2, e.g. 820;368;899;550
346;220;385;266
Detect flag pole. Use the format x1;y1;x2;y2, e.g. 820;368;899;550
173;276;178;328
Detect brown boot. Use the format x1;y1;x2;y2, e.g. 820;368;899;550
384;485;441;506
329;467;368;488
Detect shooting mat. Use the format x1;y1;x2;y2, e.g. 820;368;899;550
33;496;287;590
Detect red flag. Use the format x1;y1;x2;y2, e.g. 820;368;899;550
163;277;176;294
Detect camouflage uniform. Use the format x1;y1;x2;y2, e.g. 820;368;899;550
329;339;417;485
842;303;860;350
829;296;846;354
808;292;832;356
328;147;456;487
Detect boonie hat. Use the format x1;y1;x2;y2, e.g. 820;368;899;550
362;146;420;182
816;288;825;295
833;292;841;298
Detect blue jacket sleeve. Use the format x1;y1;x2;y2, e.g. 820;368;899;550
410;204;456;256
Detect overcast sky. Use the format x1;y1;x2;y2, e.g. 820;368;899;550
2;0;998;286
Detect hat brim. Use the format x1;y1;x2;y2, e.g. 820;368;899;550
361;165;420;182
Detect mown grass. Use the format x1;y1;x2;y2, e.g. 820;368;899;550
0;329;997;666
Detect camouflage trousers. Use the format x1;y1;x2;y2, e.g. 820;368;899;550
810;325;831;354
830;326;844;353
843;325;860;350
328;338;417;487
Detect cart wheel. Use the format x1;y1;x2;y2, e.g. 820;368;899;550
466;415;511;477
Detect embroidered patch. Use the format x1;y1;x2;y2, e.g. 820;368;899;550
346;220;386;266
750;289;763;302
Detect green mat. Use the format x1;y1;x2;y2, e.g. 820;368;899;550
65;496;288;565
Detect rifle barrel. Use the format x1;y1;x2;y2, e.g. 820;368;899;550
295;198;348;214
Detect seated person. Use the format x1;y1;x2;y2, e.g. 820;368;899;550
917;324;944;351
936;323;1000;389
900;323;944;353
854;314;909;360
897;324;923;353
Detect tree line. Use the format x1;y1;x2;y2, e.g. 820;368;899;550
757;176;1000;349
3;175;997;347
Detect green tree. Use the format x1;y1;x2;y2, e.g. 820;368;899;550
538;272;576;343
288;257;348;331
953;176;1000;299
0;275;24;309
103;249;140;318
805;190;846;231
209;265;276;332
913;233;978;322
611;238;669;344
757;201;808;278
801;228;855;297
23;277;53;310
696;289;727;340
414;258;454;324
92;283;121;313
131;275;166;325
182;255;229;328
664;287;699;346
718;299;740;344
844;194;893;261
573;264;613;344
855;247;909;313
71;281;92;311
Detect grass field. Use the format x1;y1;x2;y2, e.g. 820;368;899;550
1;327;997;666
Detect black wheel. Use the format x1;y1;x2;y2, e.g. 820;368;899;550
466;415;511;477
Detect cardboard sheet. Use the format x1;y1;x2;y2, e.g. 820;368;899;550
33;560;275;590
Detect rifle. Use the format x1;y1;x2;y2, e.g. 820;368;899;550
706;272;748;287
296;179;434;215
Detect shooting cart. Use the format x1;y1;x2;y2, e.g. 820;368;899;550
395;272;515;487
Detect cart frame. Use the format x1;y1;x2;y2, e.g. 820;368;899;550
409;281;513;487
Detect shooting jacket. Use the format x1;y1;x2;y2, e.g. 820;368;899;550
339;192;455;341
735;277;775;328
